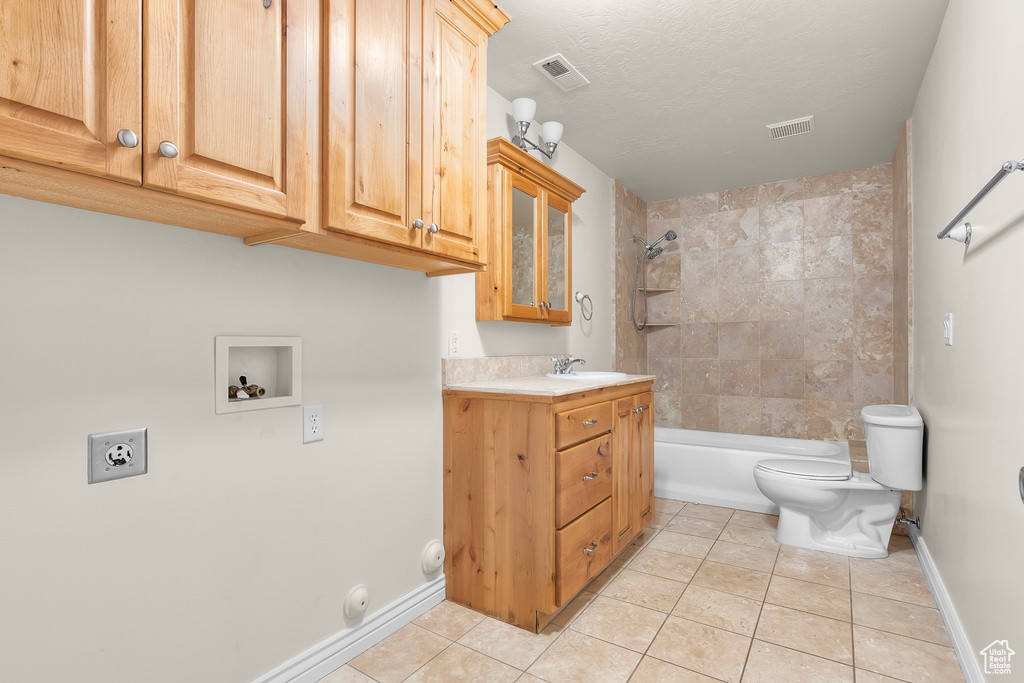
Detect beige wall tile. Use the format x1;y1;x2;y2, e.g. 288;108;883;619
760;242;804;282
719;322;760;359
680;213;719;249
649;198;681;221
759;281;805;320
761;360;806;399
853;361;894;404
805;277;854;319
804;170;857;199
806;361;855;402
719;396;761;434
680;323;718;358
719;207;759;248
682;250;719;287
853;231;893;278
680;359;719;395
680;192;720;217
854;317;894;362
719;185;760;211
654;389;683;429
760;179;805;205
648;325;682;360
761;397;807;438
719;361;760;397
761;320;805;359
647;289;682;324
719;245;760;284
681;285;720;323
804;236;854;279
853;275;893;320
646;252;682;289
805;318;855;361
718;283;760;322
806;400;860;441
804;194;856;239
680;394;720;430
760;201;804;243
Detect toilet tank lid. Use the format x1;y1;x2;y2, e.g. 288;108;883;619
861;404;922;427
755;459;852;480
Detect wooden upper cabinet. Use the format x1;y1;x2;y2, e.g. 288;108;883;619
0;0;142;184
421;0;489;264
323;0;423;249
477;138;584;325
144;0;308;221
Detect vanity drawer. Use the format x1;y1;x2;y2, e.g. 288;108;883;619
555;435;612;528
555;401;612;450
555;497;612;605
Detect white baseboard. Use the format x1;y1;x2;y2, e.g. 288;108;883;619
910;528;984;683
252;575;446;683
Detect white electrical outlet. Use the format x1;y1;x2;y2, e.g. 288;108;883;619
303;404;324;444
448;331;461;357
88;428;148;484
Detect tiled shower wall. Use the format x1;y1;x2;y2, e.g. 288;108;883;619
613;180;650;375
627;165;895;442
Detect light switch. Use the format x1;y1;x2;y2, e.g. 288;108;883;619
943;313;953;346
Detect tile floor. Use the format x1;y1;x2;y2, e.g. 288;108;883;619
320;499;964;683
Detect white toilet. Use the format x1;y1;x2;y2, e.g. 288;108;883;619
752;405;924;558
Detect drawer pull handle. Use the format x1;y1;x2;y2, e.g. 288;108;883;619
582;419;598;426
633;406;646;414
582;471;598;481
582;541;598;554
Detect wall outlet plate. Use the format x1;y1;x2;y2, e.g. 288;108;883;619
303;404;324;444
89;428;148;484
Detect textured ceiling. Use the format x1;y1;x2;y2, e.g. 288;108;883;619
487;0;949;202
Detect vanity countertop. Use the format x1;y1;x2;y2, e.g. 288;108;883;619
443;373;656;397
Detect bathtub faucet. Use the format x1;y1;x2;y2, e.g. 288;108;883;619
551;356;586;374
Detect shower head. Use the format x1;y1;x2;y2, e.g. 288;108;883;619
648;247;664;259
650;230;678;249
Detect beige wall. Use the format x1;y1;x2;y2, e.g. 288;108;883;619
910;0;1024;666
613;180;650;376
0;89;615;682
629;168;894;442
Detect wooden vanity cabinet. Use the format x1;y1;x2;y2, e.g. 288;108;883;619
476;138;585;325
443;379;654;632
612;392;654;553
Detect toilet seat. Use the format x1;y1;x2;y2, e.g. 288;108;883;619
755;459;851;481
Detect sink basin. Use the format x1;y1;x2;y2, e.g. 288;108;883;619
545;371;628;380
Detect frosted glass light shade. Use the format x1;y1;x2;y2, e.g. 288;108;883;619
512;97;537;124
541;121;564;146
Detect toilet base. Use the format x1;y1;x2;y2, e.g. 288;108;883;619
774;488;901;558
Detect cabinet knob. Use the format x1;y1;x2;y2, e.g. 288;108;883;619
412;219;424;229
157;141;179;158
116;129;139;148
427;223;439;234
633;406;645;414
582;541;598;554
582;471;598;481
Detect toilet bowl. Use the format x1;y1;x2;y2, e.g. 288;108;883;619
752;405;923;558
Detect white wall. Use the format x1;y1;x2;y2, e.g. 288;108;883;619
437;87;615;369
910;0;1024;668
0;97;614;681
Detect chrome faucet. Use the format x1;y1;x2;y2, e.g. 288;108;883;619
551;356;587;375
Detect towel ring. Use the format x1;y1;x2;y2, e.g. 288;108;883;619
574;292;593;321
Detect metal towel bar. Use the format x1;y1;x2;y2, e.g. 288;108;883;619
937;159;1024;243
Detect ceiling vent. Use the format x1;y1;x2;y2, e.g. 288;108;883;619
533;54;590;92
767;115;815;140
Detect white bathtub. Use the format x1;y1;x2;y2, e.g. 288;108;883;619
653;427;851;514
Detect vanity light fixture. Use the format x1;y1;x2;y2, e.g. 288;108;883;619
511;97;564;159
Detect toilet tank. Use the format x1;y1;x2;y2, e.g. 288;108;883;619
862;405;923;491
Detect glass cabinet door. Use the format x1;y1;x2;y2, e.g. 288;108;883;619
509;182;539;313
544;197;571;322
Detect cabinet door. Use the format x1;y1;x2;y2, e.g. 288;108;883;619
145;0;307;220
504;177;543;319
323;0;422;247
611;396;637;553
637;393;654;524
0;0;141;183
422;0;485;264
542;194;572;323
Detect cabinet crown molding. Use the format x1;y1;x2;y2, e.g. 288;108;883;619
448;0;510;34
487;137;586;202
